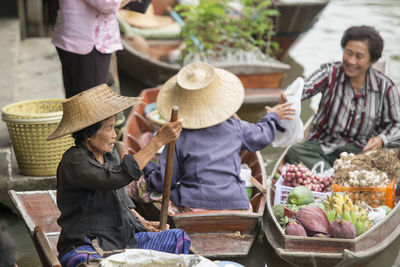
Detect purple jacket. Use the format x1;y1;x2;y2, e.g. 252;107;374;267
144;113;284;210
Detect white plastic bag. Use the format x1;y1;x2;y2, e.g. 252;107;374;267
311;161;334;178
100;249;218;267
272;77;304;147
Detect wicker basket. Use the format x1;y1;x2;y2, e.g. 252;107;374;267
1;99;74;176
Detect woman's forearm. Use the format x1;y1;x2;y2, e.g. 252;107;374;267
132;136;163;170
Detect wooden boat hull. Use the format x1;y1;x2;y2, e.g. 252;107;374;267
117;33;290;105
8;190;61;267
272;0;330;59
263;110;400;266
264;189;400;266
123;87;268;259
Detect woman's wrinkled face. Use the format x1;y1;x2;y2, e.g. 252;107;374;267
86;116;117;158
342;40;373;81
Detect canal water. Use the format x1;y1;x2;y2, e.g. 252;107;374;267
1;0;399;266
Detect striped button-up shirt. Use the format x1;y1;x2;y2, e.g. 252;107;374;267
302;61;400;154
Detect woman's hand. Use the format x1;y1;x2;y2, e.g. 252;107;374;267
279;92;288;104
133;120;183;169
131;209;169;232
153;120;183;147
363;136;383;152
142;220;170;232
265;102;296;120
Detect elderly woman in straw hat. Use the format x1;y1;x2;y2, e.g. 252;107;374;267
144;62;295;211
47;84;190;266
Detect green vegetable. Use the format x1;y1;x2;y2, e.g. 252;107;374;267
288;186;314;206
272;204;285;220
325;209;336;223
379;205;392;215
279;216;289;228
285;204;299;211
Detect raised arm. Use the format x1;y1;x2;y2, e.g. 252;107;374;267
132;120;183;170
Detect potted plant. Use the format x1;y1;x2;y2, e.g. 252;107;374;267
174;0;280;64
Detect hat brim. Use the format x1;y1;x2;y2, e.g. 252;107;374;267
47;85;143;140
157;68;244;129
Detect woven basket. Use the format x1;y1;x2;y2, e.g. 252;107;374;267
1;99;74;176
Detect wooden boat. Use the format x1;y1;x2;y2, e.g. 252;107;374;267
117;12;290;105
8;190;61;267
262;60;400;266
122;87;268;260
272;0;330;59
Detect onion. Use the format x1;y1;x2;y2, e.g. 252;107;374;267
326;186;332;191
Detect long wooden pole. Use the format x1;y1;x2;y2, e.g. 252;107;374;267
159;106;179;230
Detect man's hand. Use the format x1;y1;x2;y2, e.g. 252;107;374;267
363;136;383;152
265;102;296;120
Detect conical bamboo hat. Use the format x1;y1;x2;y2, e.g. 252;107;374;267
47;84;142;140
157;62;244;129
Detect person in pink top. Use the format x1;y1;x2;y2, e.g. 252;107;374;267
52;0;146;98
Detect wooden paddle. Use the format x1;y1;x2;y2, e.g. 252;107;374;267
159;106;179;230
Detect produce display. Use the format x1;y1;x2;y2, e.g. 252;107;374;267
281;163;333;192
332;150;400;207
333;152;393;187
322;192;371;236
329;217;356;239
272;186;393;239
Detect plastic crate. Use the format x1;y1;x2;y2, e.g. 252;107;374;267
274;176;332;205
332;179;396;208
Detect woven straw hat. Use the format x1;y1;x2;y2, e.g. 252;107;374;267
118;4;174;29
47;84;142;140
157;62;244;129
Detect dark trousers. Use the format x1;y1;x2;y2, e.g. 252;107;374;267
56;47;111;98
285;140;363;170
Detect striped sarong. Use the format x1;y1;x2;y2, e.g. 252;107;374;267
136;229;191;254
59;229;191;267
59;245;101;267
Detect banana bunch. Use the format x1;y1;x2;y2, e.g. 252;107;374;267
323;192;372;236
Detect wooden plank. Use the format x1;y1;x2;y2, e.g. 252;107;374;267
189;233;254;259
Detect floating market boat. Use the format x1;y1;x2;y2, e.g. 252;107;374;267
262;59;400;266
8;190;61;267
272;0;330;59
116;9;290;105
7;87;269;265
263;147;400;266
122;87;268;260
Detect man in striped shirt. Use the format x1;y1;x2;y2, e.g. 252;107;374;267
285;25;400;170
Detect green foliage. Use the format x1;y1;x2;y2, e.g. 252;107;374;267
175;0;280;62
